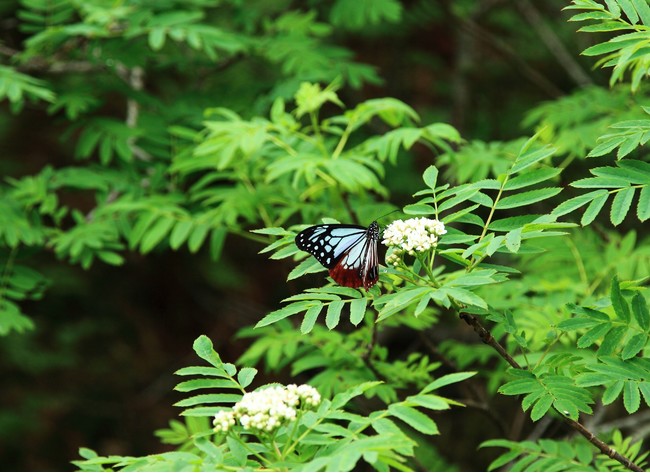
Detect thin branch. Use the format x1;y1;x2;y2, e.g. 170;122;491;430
459;19;564;98
515;0;594;87
459;312;521;368
0;45;103;74
458;311;644;472
114;64;152;162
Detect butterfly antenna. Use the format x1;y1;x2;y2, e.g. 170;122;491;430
375;209;400;224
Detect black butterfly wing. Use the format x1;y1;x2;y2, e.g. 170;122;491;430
295;222;379;289
295;224;367;268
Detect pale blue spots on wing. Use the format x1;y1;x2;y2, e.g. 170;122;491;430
332;234;364;257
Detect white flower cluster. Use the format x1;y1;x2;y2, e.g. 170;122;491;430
213;410;236;433
213;384;321;434
382;218;447;265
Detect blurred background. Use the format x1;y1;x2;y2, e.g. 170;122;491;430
0;0;608;470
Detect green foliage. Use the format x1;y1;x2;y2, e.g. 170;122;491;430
0;261;47;335
238;313;444;404
499;369;594;421
551;159;650;225
257;134;572;332
0;65;55;111
3;0;650;471
587;108;650;159
482;430;649;472
492;276;650;426
524;85;647;160
567;0;650;91
329;0;402;30
73;335;474;471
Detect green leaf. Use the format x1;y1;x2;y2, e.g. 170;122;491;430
572;176;631;188
496;188;561;209
510;145;556;175
175;378;239;392
489;214;540;231
256;301;314;328
175;366;228;377
639;382;650;406
581;191;609;226
610;187;635;225
598;326;627;356
505;228;522;253
403;203;435;215
487;450;521;472
388;405;439;435
288;258;325;281
406;394;451;411
300;304;322;334
140;216;175;253
149;27;166;50
557;317;600;331
638;185;650;221
174;393;241;407
349;298;367;326
552;397;579;420
237;367;257;388
182;406;229;417
295;82;343;118
309;286;362;297
421;371;476;393
499;378;537;396
530;392;553;421
423;165;438;189
621;333;647;359
603;380;624;405
326;300;344;329
192;335;223;368
169;220;193;250
504;168;561;191
377;286;433;320
251;227;288;236
194;437;223;462
552;190;607;217
624;381;641;413
97;251;125;266
445;287;487;309
331;381;382;409
188;224;210;253
619;0;640;23
631;293;650;330
631;0;650;25
577;322;612;348
576;372;615;388
77;447;98;460
611;277;630;322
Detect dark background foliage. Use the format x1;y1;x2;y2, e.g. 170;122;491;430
0;0;634;470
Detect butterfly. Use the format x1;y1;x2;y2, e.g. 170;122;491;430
295;221;380;289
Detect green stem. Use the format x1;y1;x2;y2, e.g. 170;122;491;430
331;121;354;160
284;415;326;456
230;431;270;465
309;111;329;157
267;134;298;157
417;253;440;287
533;332;562;370
281;411;303;458
565;237;589;293
467;173;511;272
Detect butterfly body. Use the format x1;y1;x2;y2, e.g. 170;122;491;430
295;222;379;289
